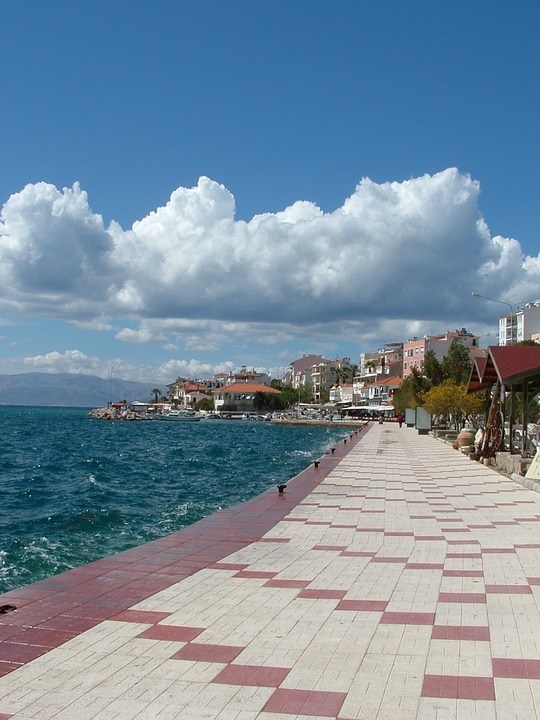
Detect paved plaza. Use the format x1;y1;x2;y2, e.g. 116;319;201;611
1;422;540;719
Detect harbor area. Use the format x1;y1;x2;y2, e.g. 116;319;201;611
1;422;540;719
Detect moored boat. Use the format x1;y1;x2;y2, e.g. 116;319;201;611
154;410;203;422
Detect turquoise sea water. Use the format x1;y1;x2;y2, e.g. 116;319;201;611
0;407;349;593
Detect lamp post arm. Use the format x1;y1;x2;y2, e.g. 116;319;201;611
471;292;515;345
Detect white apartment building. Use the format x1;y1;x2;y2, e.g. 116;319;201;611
498;303;540;345
329;383;353;405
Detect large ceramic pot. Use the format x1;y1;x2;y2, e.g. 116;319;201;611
457;427;475;448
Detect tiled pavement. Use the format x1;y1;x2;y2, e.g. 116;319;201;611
1;423;540;719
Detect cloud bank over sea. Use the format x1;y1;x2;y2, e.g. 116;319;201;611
1;169;538;364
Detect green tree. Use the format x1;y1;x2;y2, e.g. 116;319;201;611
253;392;286;412
441;340;472;385
423;350;444;386
300;382;313;402
267;394;286;411
331;367;348;385
195;397;214;411
319;389;330;404
151;388;161;403
253;391;267;411
364;359;376;373
393;367;430;414
279;386;298;407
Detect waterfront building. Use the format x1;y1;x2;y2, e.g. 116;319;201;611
498;302;540;345
212;382;281;412
224;368;272;386
312;357;351;402
353;344;403;405
287;355;352;402
329;383;353;405
168;380;211;408
286;354;328;389
358;344;403;380
402;328;479;378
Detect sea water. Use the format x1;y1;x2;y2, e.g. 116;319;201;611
0;407;349;592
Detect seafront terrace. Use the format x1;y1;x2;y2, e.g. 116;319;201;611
1;422;540;719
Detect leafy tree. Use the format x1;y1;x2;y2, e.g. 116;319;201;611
270;379;283;389
279;386;298;407
254;391;286;412
364;359;376;373
195;397;214;411
393;367;430;413
267;394;286;411
300;382;314;402
319;389;330;404
516;339;539;346
253;391;267;411
331;367;348;385
422;380;463;426
460;390;485;423
423;350;444;386
441;340;472;385
422;380;484;428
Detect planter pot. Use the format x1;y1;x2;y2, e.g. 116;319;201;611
457;428;475;448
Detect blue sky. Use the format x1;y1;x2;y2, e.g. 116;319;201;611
1;1;539;383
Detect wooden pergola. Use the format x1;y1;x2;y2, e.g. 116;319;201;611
468;346;540;458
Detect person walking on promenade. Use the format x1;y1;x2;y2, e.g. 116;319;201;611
397;413;404;428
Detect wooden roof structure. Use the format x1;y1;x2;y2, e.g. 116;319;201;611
467;346;540;394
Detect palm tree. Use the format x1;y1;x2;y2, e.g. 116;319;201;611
151;388;161;404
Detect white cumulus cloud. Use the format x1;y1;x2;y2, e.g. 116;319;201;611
1;169;538;353
24;350;104;375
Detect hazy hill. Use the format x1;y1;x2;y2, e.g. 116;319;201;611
0;373;161;407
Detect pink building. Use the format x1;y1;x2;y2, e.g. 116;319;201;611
402;329;479;378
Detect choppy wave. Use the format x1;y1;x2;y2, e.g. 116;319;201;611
0;407;348;592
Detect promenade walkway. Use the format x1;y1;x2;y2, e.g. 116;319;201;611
1;422;540;719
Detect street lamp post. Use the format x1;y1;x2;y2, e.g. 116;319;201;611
471;293;516;345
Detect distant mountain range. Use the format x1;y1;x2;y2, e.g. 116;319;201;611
0;373;161;407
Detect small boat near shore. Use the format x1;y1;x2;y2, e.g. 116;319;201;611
154;409;203;422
